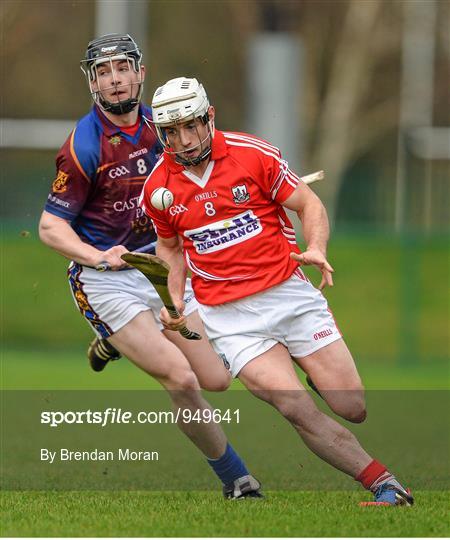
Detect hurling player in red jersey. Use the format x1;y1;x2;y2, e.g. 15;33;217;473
38;37;263;499
140;77;413;506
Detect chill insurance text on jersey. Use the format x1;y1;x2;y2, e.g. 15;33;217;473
140;130;304;306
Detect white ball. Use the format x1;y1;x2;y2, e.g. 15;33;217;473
150;187;174;210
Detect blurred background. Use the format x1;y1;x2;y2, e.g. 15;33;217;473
1;0;448;389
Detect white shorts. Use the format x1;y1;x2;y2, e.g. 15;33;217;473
197;270;342;377
68;263;198;338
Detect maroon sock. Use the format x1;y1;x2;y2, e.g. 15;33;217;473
355;460;394;492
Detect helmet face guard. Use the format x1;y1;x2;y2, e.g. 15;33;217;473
151;77;214;166
80;33;144;115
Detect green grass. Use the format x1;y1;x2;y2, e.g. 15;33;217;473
1;490;448;537
1;349;449;536
2;348;448;390
2;234;449;364
1;232;449;537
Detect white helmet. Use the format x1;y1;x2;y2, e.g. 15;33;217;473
151;77;213;166
152;77;209;125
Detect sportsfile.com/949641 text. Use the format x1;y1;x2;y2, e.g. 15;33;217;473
40;408;240;428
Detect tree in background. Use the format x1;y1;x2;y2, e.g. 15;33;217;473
2;0;448;224
229;0;448;222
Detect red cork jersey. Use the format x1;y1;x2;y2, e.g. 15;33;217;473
44;105;161;252
140;130;303;305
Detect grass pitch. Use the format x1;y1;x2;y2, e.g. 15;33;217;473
2;234;449;536
1;352;449;536
1;490;448;537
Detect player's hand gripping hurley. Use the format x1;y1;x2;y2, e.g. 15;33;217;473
95;171;324;272
96;170;325;325
120;252;201;341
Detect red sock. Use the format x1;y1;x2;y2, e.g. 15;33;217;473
355;460;394;492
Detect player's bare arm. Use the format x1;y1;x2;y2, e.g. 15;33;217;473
156;235;188;330
39;210;128;270
281;182;334;289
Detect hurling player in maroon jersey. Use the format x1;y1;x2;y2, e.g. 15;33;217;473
38;36;262;499
141;77;413;506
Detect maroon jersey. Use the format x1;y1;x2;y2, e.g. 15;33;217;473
44;105;161;252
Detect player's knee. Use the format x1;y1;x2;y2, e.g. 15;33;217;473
352;408;367;423
167;368;200;391
347;387;366;423
326;381;366;423
200;376;231;392
345;405;367;423
334;397;367;423
197;366;231;392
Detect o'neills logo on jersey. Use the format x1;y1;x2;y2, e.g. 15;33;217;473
313;329;333;341
195;191;217;202
184;210;262;254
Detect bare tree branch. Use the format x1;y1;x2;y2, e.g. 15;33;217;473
309;0;385;218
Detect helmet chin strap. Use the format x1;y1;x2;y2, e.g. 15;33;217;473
96;80;144;115
175;146;211;167
98;95;139;115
